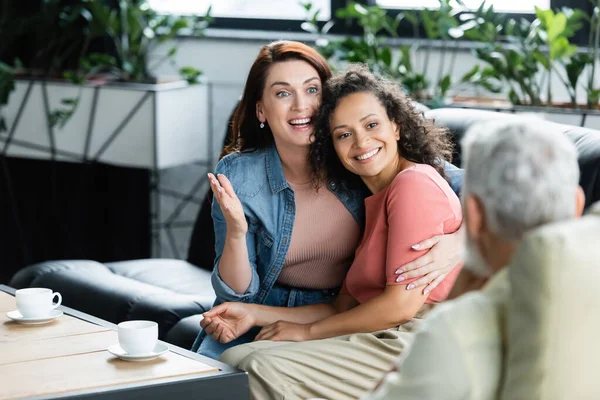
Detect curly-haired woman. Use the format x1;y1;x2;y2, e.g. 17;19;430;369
203;64;464;400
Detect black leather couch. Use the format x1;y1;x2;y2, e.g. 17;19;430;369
10;108;600;350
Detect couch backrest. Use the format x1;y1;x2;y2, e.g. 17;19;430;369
425;108;600;209
501;203;600;400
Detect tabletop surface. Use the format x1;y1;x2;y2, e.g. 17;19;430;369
0;289;220;400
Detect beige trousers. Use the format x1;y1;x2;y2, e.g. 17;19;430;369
219;319;424;400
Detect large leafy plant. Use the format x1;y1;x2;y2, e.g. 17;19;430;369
49;0;212;127
463;1;597;108
301;2;404;77
302;1;479;103
467;14;545;105
78;0;212;84
533;6;585;106
0;0;94;131
400;0;479;104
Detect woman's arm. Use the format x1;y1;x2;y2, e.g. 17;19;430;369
307;284;427;339
257;285;427;341
209;164;257;296
201;292;358;343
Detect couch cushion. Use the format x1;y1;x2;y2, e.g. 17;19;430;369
105;259;214;296
501;204;600;400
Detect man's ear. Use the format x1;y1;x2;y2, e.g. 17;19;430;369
465;194;486;240
575;186;586;217
256;101;266;123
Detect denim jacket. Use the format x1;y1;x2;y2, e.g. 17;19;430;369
210;143;464;306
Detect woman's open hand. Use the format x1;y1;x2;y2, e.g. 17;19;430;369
208;173;247;238
394;225;465;295
200;302;256;344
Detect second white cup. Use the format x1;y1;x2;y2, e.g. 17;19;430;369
117;320;158;355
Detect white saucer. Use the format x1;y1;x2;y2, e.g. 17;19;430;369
6;309;63;325
107;343;169;362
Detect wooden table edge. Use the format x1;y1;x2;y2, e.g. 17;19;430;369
0;284;248;400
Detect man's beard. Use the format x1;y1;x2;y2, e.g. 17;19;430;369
463;235;492;278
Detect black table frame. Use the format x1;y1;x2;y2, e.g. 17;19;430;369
0;284;249;400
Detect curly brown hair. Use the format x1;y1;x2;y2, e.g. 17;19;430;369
310;64;453;188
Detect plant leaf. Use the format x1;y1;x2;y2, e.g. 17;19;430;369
439;75;451;95
301;21;318;33
179;66;202;84
379;47;392;67
322;20;335;34
533;50;551;70
461;64;480;82
547;12;567;42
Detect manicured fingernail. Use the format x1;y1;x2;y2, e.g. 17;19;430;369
396;276;405;282
424;288;430;295
395;269;403;275
412;244;421;250
407;283;415;290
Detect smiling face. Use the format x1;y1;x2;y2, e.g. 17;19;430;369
257;60;322;151
330;91;403;192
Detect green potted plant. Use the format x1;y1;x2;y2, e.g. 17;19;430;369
49;0;212;127
3;0;214;170
0;0;92;132
302;1;473;105
461;1;600;113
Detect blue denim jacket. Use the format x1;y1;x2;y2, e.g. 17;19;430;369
210;144;365;306
210;144;464;305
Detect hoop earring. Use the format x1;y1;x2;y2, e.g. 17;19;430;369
260;122;265;129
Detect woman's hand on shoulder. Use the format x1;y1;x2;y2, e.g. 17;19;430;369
394;224;465;295
208;173;248;238
200;302;256;344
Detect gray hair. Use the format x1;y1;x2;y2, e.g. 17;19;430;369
461;121;580;241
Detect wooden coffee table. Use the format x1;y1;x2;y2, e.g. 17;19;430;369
0;285;248;399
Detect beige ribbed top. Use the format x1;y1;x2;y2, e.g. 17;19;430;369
276;181;361;289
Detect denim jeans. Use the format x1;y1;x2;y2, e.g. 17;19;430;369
192;285;338;360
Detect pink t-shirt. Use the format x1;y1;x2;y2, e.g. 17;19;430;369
342;164;463;304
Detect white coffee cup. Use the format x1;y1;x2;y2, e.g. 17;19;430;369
15;288;62;318
117;320;158;355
